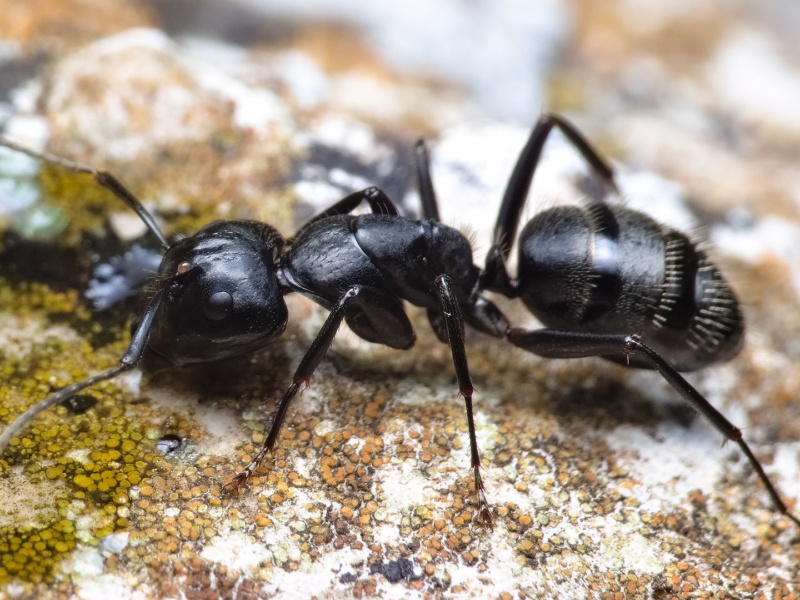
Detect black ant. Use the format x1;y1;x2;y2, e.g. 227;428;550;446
0;113;798;531
0;134;509;526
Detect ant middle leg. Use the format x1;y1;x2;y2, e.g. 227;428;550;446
507;328;800;526
493;113;619;256
413;140;441;221
434;275;494;527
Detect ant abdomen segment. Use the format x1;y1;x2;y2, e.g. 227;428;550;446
515;203;744;371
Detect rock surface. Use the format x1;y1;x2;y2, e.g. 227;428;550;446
1;2;799;599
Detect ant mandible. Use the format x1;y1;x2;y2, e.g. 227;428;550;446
0;113;798;531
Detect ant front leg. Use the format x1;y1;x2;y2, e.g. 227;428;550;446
227;284;413;490
435;275;493;528
289;187;399;243
508;328;800;527
227;287;363;490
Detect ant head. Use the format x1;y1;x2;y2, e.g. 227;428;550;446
146;220;289;365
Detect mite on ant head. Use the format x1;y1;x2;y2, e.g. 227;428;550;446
0;113;798;531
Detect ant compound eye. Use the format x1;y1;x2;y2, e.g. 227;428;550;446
176;261;191;275
203;291;233;321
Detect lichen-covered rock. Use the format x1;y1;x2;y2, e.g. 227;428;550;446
1;2;799;600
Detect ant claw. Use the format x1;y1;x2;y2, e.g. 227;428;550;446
478;506;494;530
224;474;247;495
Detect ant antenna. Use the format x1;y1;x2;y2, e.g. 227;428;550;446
0;137;170;249
0;288;166;455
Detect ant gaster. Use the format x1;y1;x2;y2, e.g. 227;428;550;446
0;113;798;530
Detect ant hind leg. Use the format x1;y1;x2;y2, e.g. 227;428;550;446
508;327;800;527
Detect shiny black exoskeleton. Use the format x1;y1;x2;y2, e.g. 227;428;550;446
522;204;743;368
464;114;794;526
477;115;743;371
148;220;290;365
146;195;504;369
504;201;744;372
0;139;507;525
161;195;509;525
0;113;797;530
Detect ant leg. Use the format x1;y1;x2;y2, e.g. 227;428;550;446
228;285;414;489
0;137;169;248
289;187;399;243
310;186;399;218
508;328;800;526
481;114;620;294
228;287;362;490
462;298;510;340
414;140;441;221
434;275;493;527
493;113;619;258
0;289;165;455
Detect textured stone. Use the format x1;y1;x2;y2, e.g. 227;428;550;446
1;2;799;599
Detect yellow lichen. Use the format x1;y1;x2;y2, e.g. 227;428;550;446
0;274;160;584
